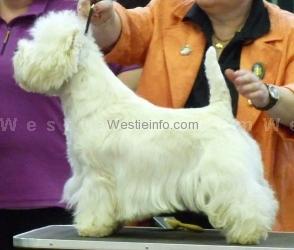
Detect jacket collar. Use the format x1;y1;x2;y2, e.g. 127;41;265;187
172;0;195;21
259;1;284;42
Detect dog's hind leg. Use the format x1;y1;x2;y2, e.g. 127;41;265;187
194;147;276;244
74;171;119;237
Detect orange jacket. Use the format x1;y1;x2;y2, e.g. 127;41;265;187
107;0;294;231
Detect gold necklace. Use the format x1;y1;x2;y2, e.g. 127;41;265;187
212;34;234;50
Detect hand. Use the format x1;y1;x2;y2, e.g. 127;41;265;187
77;0;114;26
225;69;270;109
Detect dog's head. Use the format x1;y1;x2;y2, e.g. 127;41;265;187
13;11;84;95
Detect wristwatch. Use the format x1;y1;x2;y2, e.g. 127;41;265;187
253;84;280;111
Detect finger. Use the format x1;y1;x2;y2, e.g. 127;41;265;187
88;0;113;23
78;0;91;18
246;90;265;101
225;69;237;82
235;74;259;86
93;0;112;14
233;69;252;77
236;82;261;95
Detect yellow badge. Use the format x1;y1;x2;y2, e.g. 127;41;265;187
252;63;265;80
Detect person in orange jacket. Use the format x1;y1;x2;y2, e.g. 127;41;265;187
77;0;294;231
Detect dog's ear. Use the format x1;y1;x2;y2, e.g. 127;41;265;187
13;11;83;95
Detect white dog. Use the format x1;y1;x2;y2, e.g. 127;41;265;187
13;11;278;245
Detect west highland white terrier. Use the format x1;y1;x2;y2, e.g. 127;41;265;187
13;11;278;245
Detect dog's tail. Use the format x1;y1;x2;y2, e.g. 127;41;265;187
204;46;232;111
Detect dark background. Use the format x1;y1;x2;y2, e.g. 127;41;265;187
268;0;294;11
117;0;150;8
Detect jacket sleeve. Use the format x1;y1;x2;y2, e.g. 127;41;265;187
105;0;158;66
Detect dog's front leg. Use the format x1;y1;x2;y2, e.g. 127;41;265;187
74;173;119;237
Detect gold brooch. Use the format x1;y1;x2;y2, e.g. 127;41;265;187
252;63;265;80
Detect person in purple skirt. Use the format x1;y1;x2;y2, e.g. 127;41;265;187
0;1;140;249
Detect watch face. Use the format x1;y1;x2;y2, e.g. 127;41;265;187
268;85;280;100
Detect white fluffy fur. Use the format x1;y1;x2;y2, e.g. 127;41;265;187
13;11;278;245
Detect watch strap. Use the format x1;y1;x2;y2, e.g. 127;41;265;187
252;84;278;111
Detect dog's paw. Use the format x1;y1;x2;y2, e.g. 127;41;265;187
77;224;115;237
225;227;268;245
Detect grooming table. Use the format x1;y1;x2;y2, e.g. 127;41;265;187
13;225;294;250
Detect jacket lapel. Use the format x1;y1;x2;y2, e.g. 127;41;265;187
163;24;206;108
238;42;282;128
238;3;284;129
162;0;203;108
